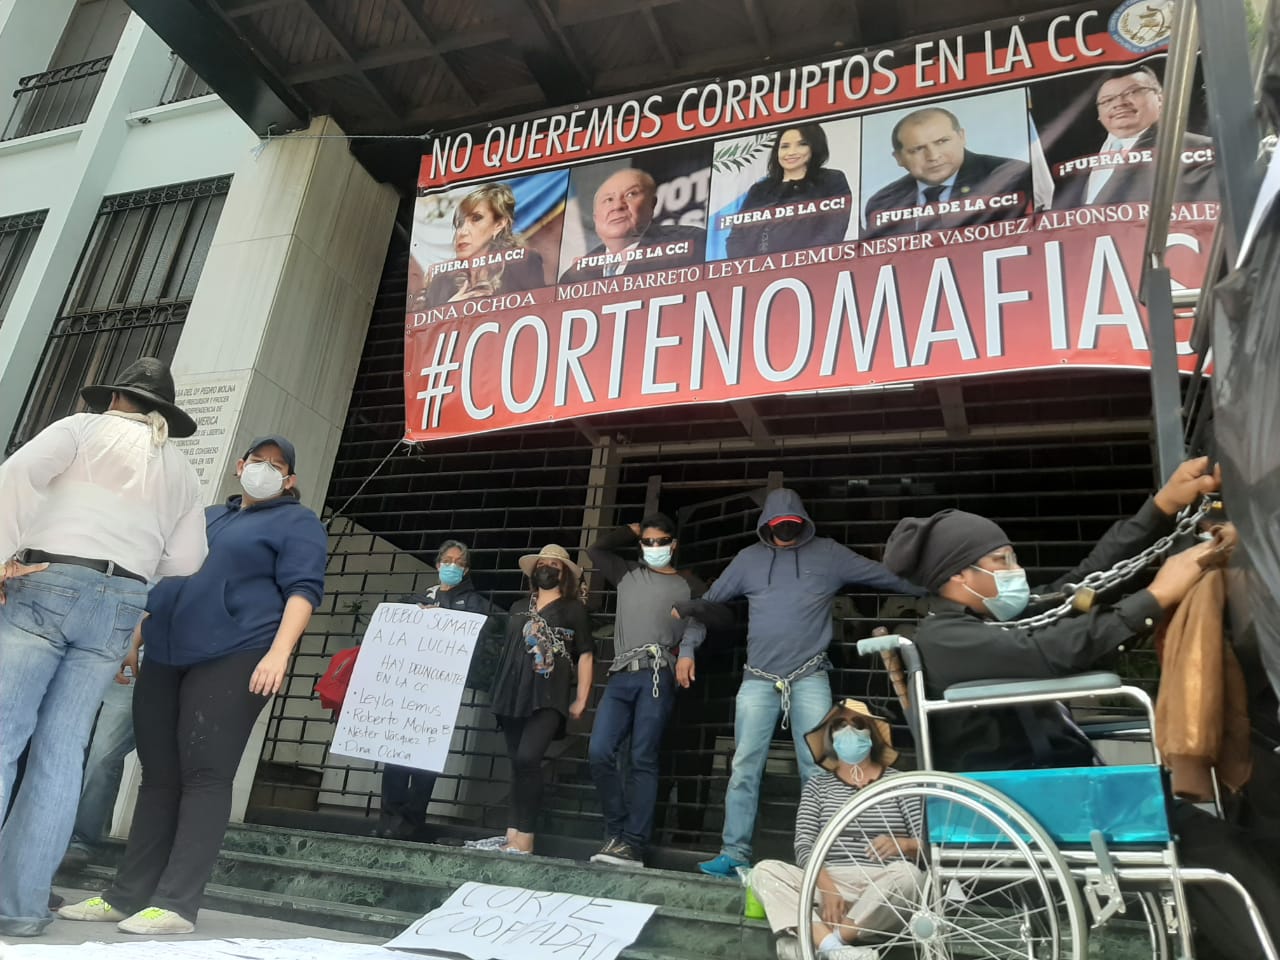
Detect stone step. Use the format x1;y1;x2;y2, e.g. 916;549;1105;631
63;844;773;960
220;823;750;916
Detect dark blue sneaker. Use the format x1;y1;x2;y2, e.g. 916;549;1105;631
698;853;749;877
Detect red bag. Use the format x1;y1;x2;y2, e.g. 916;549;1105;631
315;646;360;713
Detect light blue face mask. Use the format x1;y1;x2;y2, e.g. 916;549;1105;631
438;563;465;587
967;566;1031;621
642;545;673;569
832;726;873;765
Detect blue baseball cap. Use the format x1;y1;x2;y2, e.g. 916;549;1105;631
243;435;297;474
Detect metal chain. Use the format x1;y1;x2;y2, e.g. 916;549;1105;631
992;497;1214;631
646;644;664;699
744;652;830;728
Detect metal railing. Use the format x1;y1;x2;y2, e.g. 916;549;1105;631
1;56;112;142
8;176;230;451
0;210;46;328
159;53;213;106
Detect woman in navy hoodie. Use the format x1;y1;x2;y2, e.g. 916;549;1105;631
60;436;327;935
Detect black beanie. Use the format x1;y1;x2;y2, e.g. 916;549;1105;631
884;510;1012;592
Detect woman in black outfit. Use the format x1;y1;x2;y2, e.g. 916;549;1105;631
489;544;594;856
725;123;853;259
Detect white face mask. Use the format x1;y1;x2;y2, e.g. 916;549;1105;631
240;460;285;499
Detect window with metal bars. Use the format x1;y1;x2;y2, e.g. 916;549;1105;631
8;176;230;451
0;210;46;327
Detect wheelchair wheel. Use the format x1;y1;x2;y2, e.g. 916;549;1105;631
1133;891;1171;960
798;770;1087;960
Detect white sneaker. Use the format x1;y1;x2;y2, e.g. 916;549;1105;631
117;907;195;935
775;936;802;960
57;897;128;922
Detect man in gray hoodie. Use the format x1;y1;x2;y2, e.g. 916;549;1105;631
673;488;922;877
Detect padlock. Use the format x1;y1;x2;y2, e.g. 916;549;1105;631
1070;587;1096;613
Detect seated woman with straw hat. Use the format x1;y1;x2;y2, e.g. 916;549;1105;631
752;699;924;960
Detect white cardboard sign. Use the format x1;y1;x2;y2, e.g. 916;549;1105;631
385;882;657;960
329;603;484;772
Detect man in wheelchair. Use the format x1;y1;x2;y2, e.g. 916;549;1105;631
881;456;1280;959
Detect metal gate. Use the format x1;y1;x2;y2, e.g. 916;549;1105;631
250;228;1168;859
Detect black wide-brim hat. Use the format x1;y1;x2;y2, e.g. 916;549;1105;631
80;358;197;439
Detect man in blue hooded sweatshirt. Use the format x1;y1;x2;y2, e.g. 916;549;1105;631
673;487;923;877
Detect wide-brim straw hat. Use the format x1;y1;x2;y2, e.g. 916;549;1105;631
80;357;197;439
804;698;899;771
518;543;582;579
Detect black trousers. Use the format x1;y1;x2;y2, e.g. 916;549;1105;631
105;650;269;922
499;708;560;834
380;765;438;827
1174;801;1280;960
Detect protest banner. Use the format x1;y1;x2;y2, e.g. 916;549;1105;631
329;603;484;772
385;882;657;960
405;0;1215;441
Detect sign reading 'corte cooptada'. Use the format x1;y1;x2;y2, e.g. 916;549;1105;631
405;0;1218;441
330;603;483;772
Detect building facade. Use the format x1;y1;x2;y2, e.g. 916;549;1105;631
0;0;1201;862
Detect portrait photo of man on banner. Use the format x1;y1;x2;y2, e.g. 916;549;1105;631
408;170;568;312
707;117;860;261
861;88;1037;239
557;144;709;283
1043;58;1218;209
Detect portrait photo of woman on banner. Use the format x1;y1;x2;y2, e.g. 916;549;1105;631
709;120;858;261
860;87;1037;239
408;170;568;311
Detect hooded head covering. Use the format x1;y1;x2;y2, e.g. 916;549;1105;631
756;488;815;548
883;509;1011;592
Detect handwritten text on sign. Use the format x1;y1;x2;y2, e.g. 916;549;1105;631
385;882;657;960
329;603;484;772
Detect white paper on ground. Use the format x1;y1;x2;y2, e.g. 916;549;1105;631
384;882;657;960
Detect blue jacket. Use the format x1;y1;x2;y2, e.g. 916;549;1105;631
143;495;327;666
674;488;923;678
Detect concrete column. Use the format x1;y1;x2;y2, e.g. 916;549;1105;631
0;13;173;445
163;115;398;821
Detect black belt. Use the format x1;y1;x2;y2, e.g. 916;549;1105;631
17;549;146;584
623;658;667;672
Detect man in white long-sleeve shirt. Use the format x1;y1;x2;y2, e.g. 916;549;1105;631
0;357;207;937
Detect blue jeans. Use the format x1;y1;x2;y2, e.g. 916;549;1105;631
720;672;832;863
69;676;137;852
0;565;147;935
588;668;676;850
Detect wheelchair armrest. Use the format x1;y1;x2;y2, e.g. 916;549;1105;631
1079;719;1151;740
942;671;1124;703
856;634;922;674
857;635;903;655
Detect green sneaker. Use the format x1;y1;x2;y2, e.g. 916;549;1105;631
57;897;127;922
117;907;195;935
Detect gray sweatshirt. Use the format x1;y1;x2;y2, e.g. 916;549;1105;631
674;488;924;678
588;524;704;671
